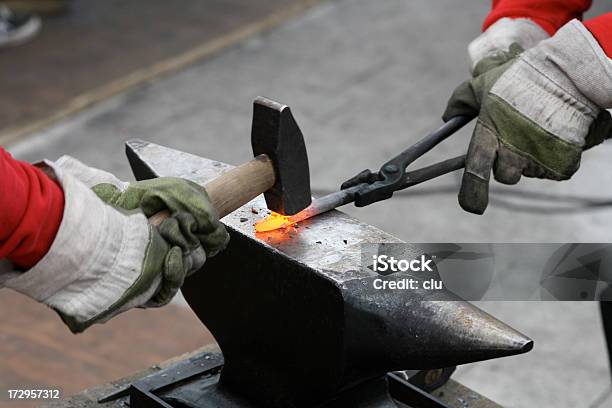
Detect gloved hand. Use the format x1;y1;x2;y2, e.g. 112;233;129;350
445;20;612;215
468;17;549;75
91;177;229;307
0;157;228;333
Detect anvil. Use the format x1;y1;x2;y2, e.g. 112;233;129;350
126;140;532;408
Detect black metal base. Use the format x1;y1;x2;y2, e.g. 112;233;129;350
100;351;455;408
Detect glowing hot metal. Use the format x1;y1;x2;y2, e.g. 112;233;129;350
255;212;296;232
255;185;361;232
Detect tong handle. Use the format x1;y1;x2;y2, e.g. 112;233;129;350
347;115;474;207
388;115;473;172
399;155;466;190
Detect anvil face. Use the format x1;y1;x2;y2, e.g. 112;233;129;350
126;140;532;408
126;139;399;280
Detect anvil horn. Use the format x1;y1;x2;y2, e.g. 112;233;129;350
125;139;532;407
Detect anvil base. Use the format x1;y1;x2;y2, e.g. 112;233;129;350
46;346;501;408
126;353;407;408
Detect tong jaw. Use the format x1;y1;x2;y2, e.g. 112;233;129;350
340;162;405;207
340;115;474;207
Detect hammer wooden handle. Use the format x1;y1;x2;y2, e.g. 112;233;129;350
148;154;275;226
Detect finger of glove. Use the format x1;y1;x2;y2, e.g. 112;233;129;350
171;212;208;272
139;178;222;233
444;57;517;123
493;145;526;185
162;210;224;257
158;213;207;275
459;123;498;214
92;182;150;210
584;110;612;151
472;43;525;77
196;222;230;258
442;80;480;122
158;213;198;250
137;178;207;212
149;246;185;307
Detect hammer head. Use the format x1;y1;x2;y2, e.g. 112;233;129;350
251;96;311;215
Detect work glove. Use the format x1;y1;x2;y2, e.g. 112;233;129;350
468;17;549;75
444;20;612;215
91;177;229;307
0;156;228;333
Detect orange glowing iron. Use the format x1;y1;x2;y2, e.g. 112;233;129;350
255;212;295;232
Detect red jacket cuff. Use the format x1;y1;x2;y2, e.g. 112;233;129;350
483;0;592;35
0;148;65;269
585;13;612;58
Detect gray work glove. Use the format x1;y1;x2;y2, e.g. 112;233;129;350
0;157;228;333
467;17;549;75
444;20;612;215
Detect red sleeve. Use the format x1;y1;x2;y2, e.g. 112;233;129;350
0;148;64;269
483;0;592;35
585;13;612;58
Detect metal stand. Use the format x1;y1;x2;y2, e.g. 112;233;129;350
99;352;456;408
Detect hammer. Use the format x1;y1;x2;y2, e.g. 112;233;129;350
136;97;312;225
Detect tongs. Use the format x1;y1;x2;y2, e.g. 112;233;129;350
341;115;474;206
255;115;476;231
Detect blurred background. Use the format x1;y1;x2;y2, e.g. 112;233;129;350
2;1;612;407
